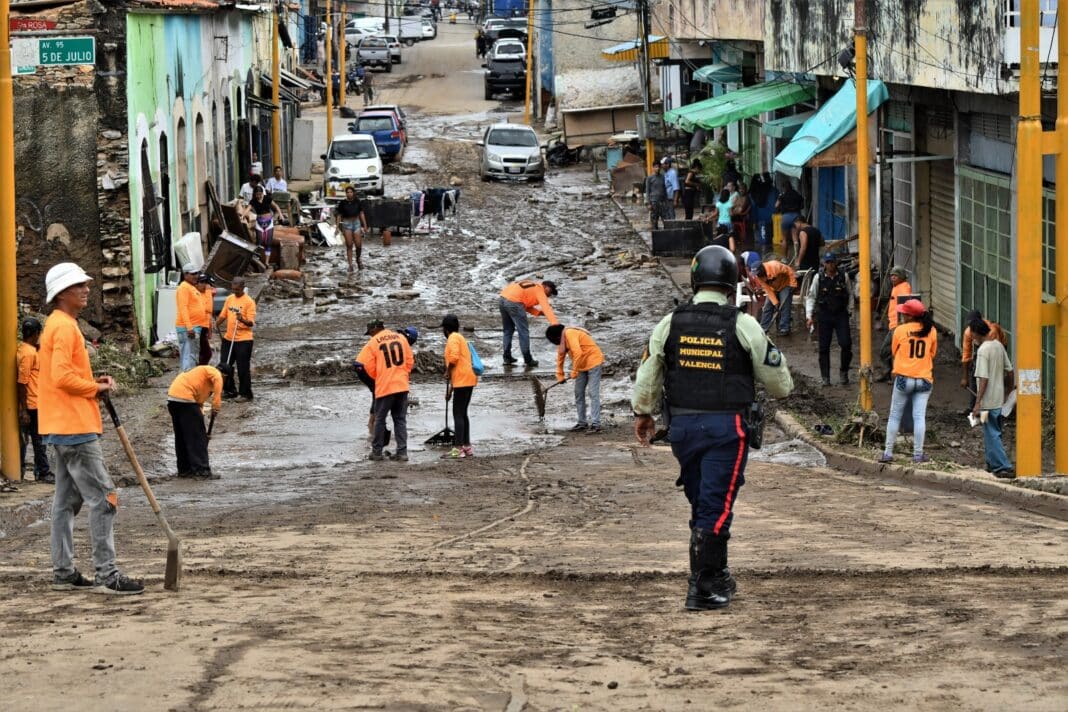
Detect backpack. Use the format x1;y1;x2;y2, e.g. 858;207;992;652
468;341;485;376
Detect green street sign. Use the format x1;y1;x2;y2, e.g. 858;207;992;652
38;37;95;66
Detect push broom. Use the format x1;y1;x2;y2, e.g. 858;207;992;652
103;395;182;591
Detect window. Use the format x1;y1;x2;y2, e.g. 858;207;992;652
329;140;377;159
958;167;1013;345
357;117;395;132
487;128;538;147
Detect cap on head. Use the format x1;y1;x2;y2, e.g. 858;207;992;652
21;316;43;338
660;156;673;165
440;314;460;333
541;280;558;297
545;324;564;345
45;262;93;303
197;273;214;284
897;299;927;318
365;318;385;335
402;326;419;344
890;267;908;281
823;252;838;263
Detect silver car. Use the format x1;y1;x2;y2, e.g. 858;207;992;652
479;124;544;182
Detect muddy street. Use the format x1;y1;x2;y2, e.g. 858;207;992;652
2;19;1067;712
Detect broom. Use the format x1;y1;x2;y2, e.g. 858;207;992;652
529;376;567;418
103;395;182;591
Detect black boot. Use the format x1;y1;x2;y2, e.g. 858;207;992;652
685;529;736;611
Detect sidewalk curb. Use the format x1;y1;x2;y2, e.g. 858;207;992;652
775;411;1068;521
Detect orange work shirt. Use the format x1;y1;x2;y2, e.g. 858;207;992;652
16;341;40;410
887;281;913;330
500;281;558;324
444;332;478;388
357;329;414;398
961;319;1007;363
891;323;938;382
192;287;213;330
557;327;604;381
758;261;798;305
37;310;102;436
219;294;257;342
176;280;200;330
167;365;224;410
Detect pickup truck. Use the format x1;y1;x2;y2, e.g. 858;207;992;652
356;36;392;72
484;56;525;100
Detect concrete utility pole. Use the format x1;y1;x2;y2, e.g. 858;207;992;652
523;0;534;124
272;2;282;167
638;0;654;174
1015;0;1068;476
385;0;390;34
0;0;19;481
854;0;873;413
326;0;334;141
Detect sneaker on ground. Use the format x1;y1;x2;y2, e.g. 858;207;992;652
193;469;220;480
369;451;385;461
994;469;1016;479
36;473;55;484
94;574;145;596
587;425;603;434
51;569;96;591
912;454;930;464
235;396;253;403
568;423;588;432
878;453;893;464
441;447;462;459
502;355;518;364
524;360;539;368
389;451;408;462
461;446;474;458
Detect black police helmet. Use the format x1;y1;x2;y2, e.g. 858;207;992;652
21;316;43;338
690;245;738;291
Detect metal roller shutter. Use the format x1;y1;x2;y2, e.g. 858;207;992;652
928;160;958;330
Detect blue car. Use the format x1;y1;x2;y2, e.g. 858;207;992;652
351;111;404;161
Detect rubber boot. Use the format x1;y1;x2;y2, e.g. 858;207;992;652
821;375;832;387
685;528;735;611
840;370;850;385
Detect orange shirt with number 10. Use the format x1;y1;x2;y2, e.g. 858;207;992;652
891;323;938;382
357;329;414;398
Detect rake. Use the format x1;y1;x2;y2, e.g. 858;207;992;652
424;386;454;446
529;376;567;418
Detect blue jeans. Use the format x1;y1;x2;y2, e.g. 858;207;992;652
51;439;119;584
499;297;534;364
177;327;198;372
574;365;602;426
760;286;794;333
883;376;933;457
982;407;1012;473
669;412;749;534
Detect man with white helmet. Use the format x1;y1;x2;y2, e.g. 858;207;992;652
38;263;144;595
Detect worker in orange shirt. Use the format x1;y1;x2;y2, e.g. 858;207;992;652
754;260;797;335
38;262;143;595
17;317;54;484
167;364;231;479
195;274;215;366
176;269;201;372
960;309;1008;411
442;314;478;459
878;267;913;380
216;276;257;401
357;319;415;461
880;299;938;465
499;279;559;368
546;324;605;433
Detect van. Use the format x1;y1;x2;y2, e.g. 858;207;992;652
321;133;383;198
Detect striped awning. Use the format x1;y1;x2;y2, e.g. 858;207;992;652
601;35;669;62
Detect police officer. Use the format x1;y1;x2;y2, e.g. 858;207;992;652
804;252;854;386
632;245;793;611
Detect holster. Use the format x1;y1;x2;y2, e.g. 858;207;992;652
745;401;766;450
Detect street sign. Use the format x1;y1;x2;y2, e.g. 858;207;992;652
38;37;95;66
10;18;57;32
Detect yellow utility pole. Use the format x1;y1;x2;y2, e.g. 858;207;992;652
0;0;19;481
523;0;534;124
1057;0;1068;475
326;0;334;141
854;0;873;412
339;1;347;107
271;2;282;166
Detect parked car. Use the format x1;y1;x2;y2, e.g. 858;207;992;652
380;34;403;63
322;134;383;198
478;123;544;182
489;39;525;61
484;56;525;100
421;18;437;39
356;36;392;72
363;104;408;141
484;17;526;43
345;26;376;47
351;111;404;161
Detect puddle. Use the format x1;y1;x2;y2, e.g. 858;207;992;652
749;439;827;468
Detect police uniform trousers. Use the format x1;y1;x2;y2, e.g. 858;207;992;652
669;412;749;535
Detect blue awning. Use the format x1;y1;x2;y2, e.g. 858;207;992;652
773;80;890;177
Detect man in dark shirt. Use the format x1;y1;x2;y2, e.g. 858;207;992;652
793;215;823;271
775;183;804;258
645;162;668;230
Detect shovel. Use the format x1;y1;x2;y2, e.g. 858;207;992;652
103;395;182;591
207;411;217;440
529;376;567;418
424;386;454;446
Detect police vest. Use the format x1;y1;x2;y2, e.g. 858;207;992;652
664;302;755;413
816;271;849;318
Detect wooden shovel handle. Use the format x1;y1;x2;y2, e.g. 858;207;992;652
103;395;162;516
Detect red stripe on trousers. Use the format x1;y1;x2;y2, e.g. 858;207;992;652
713;414;747;536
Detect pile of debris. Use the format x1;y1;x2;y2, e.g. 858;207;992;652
610;250;660;270
90;341;167;390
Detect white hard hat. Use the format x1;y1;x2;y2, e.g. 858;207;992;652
45;262;93;303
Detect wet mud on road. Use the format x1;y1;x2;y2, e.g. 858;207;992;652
1;20;1067;712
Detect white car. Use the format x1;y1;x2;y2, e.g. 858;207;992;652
489;39;525;61
322;134;383;198
421;18;436;39
379;34;403;63
345;26;375;47
478;123;544;182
